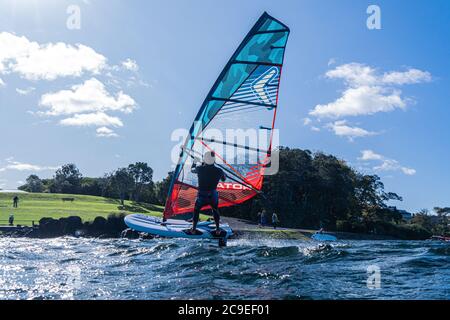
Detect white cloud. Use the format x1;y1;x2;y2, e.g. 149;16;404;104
382;69;432;85
38;78;136;136
0;78;4;87
60;112;123;127
121;58;139;72
326;63;378;86
16;87;35;95
310;85;406;118
40;78;136;116
302;117;321;132
309;63;431;118
0;32;106;80
327;58;337;66
359;150;383;161
0;33;140;137
96;126;118;138
373;159;416;176
302;117;312;126
327;120;377;140
358;150;416;176
400;167;417;176
0;158;58;172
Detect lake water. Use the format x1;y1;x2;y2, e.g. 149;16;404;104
0;237;448;300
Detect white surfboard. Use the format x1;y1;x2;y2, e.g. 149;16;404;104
124;214;233;240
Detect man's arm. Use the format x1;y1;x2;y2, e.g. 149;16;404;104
220;169;226;182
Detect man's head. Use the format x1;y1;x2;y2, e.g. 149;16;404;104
203;151;216;165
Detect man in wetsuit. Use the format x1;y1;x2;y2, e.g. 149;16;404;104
187;151;226;236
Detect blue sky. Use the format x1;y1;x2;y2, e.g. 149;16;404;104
0;0;448;213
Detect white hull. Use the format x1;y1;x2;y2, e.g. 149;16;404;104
124;214;233;240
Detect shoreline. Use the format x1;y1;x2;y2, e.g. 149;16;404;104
0;217;405;241
1;194;435;241
223;217;399;241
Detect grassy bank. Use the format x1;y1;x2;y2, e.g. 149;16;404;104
235;228;311;240
0;193;164;226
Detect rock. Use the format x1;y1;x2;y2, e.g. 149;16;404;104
63;217;83;235
106;214;127;237
7;214;131;239
92;216;107;229
121;228;140;239
60;216;83;235
38;218;63;238
139;232;154;240
86;216;108;237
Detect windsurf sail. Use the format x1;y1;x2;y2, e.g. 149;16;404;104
164;12;290;219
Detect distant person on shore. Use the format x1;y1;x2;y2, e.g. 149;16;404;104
9;214;14;226
258;210;267;227
272;212;279;229
13;196;19;208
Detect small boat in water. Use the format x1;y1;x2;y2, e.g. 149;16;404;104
429;236;450;242
311;229;338;241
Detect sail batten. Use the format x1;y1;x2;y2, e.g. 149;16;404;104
163;12;290;218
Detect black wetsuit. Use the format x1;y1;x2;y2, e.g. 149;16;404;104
191;163;226;231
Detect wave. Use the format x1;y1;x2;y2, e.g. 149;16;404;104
255;246;300;258
428;245;450;256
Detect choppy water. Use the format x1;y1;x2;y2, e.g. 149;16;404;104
0;237;448;300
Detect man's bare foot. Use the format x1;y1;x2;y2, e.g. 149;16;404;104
185;228;196;235
184;228;202;236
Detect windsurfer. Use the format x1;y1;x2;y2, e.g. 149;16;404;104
187;151;226;236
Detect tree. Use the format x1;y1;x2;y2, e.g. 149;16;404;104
52;164;83;194
411;209;434;231
108;168;134;206
19;175;44;193
433;207;450;216
80;177;107;196
127;162;154;202
433;207;449;236
154;172;174;205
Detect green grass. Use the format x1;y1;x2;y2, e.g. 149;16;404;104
240;228;311;240
0;192;165;226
